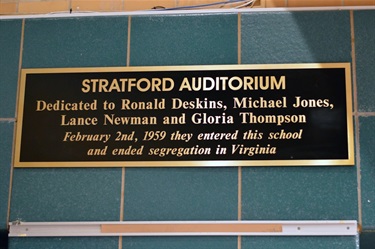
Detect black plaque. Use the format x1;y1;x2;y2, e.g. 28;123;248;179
14;63;354;167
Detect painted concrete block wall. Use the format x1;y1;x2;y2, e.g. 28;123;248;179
0;9;374;249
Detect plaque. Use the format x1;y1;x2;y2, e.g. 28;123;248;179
14;63;354;167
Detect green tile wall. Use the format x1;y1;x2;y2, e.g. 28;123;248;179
22;16;129;68
354;11;375;112
0;20;22;118
9;237;119;249
241;11;352;64
122;236;237;249
10;168;122;222
0;122;13;229
240;8;358;228
130;14;238;66
0;8;374;249
123;14;239;248
242;236;358;249
124;168;238;221
8;15;129;225
360;117;375;229
360;232;375;249
355;10;375;246
242;167;358;221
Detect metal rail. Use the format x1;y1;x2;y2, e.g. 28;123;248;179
9;220;357;237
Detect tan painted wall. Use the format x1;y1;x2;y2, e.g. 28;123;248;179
0;0;374;15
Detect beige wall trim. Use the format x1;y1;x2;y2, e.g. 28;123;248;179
1;6;375;19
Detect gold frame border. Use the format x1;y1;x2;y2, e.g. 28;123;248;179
14;63;354;167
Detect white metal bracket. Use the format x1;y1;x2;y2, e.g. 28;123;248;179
9;220;357;237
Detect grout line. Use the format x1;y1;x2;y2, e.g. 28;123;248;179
118;168;125;249
237;166;242;249
358;112;375;117
126;15;131;67
122;15;131;217
237;12;242;249
118;170;125;249
119;15;131;249
7;18;25;228
238;167;242;221
237;13;241;65
350;10;362;227
350;10;358;130
118;236;122;249
0;118;16;121
120;167;126;221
